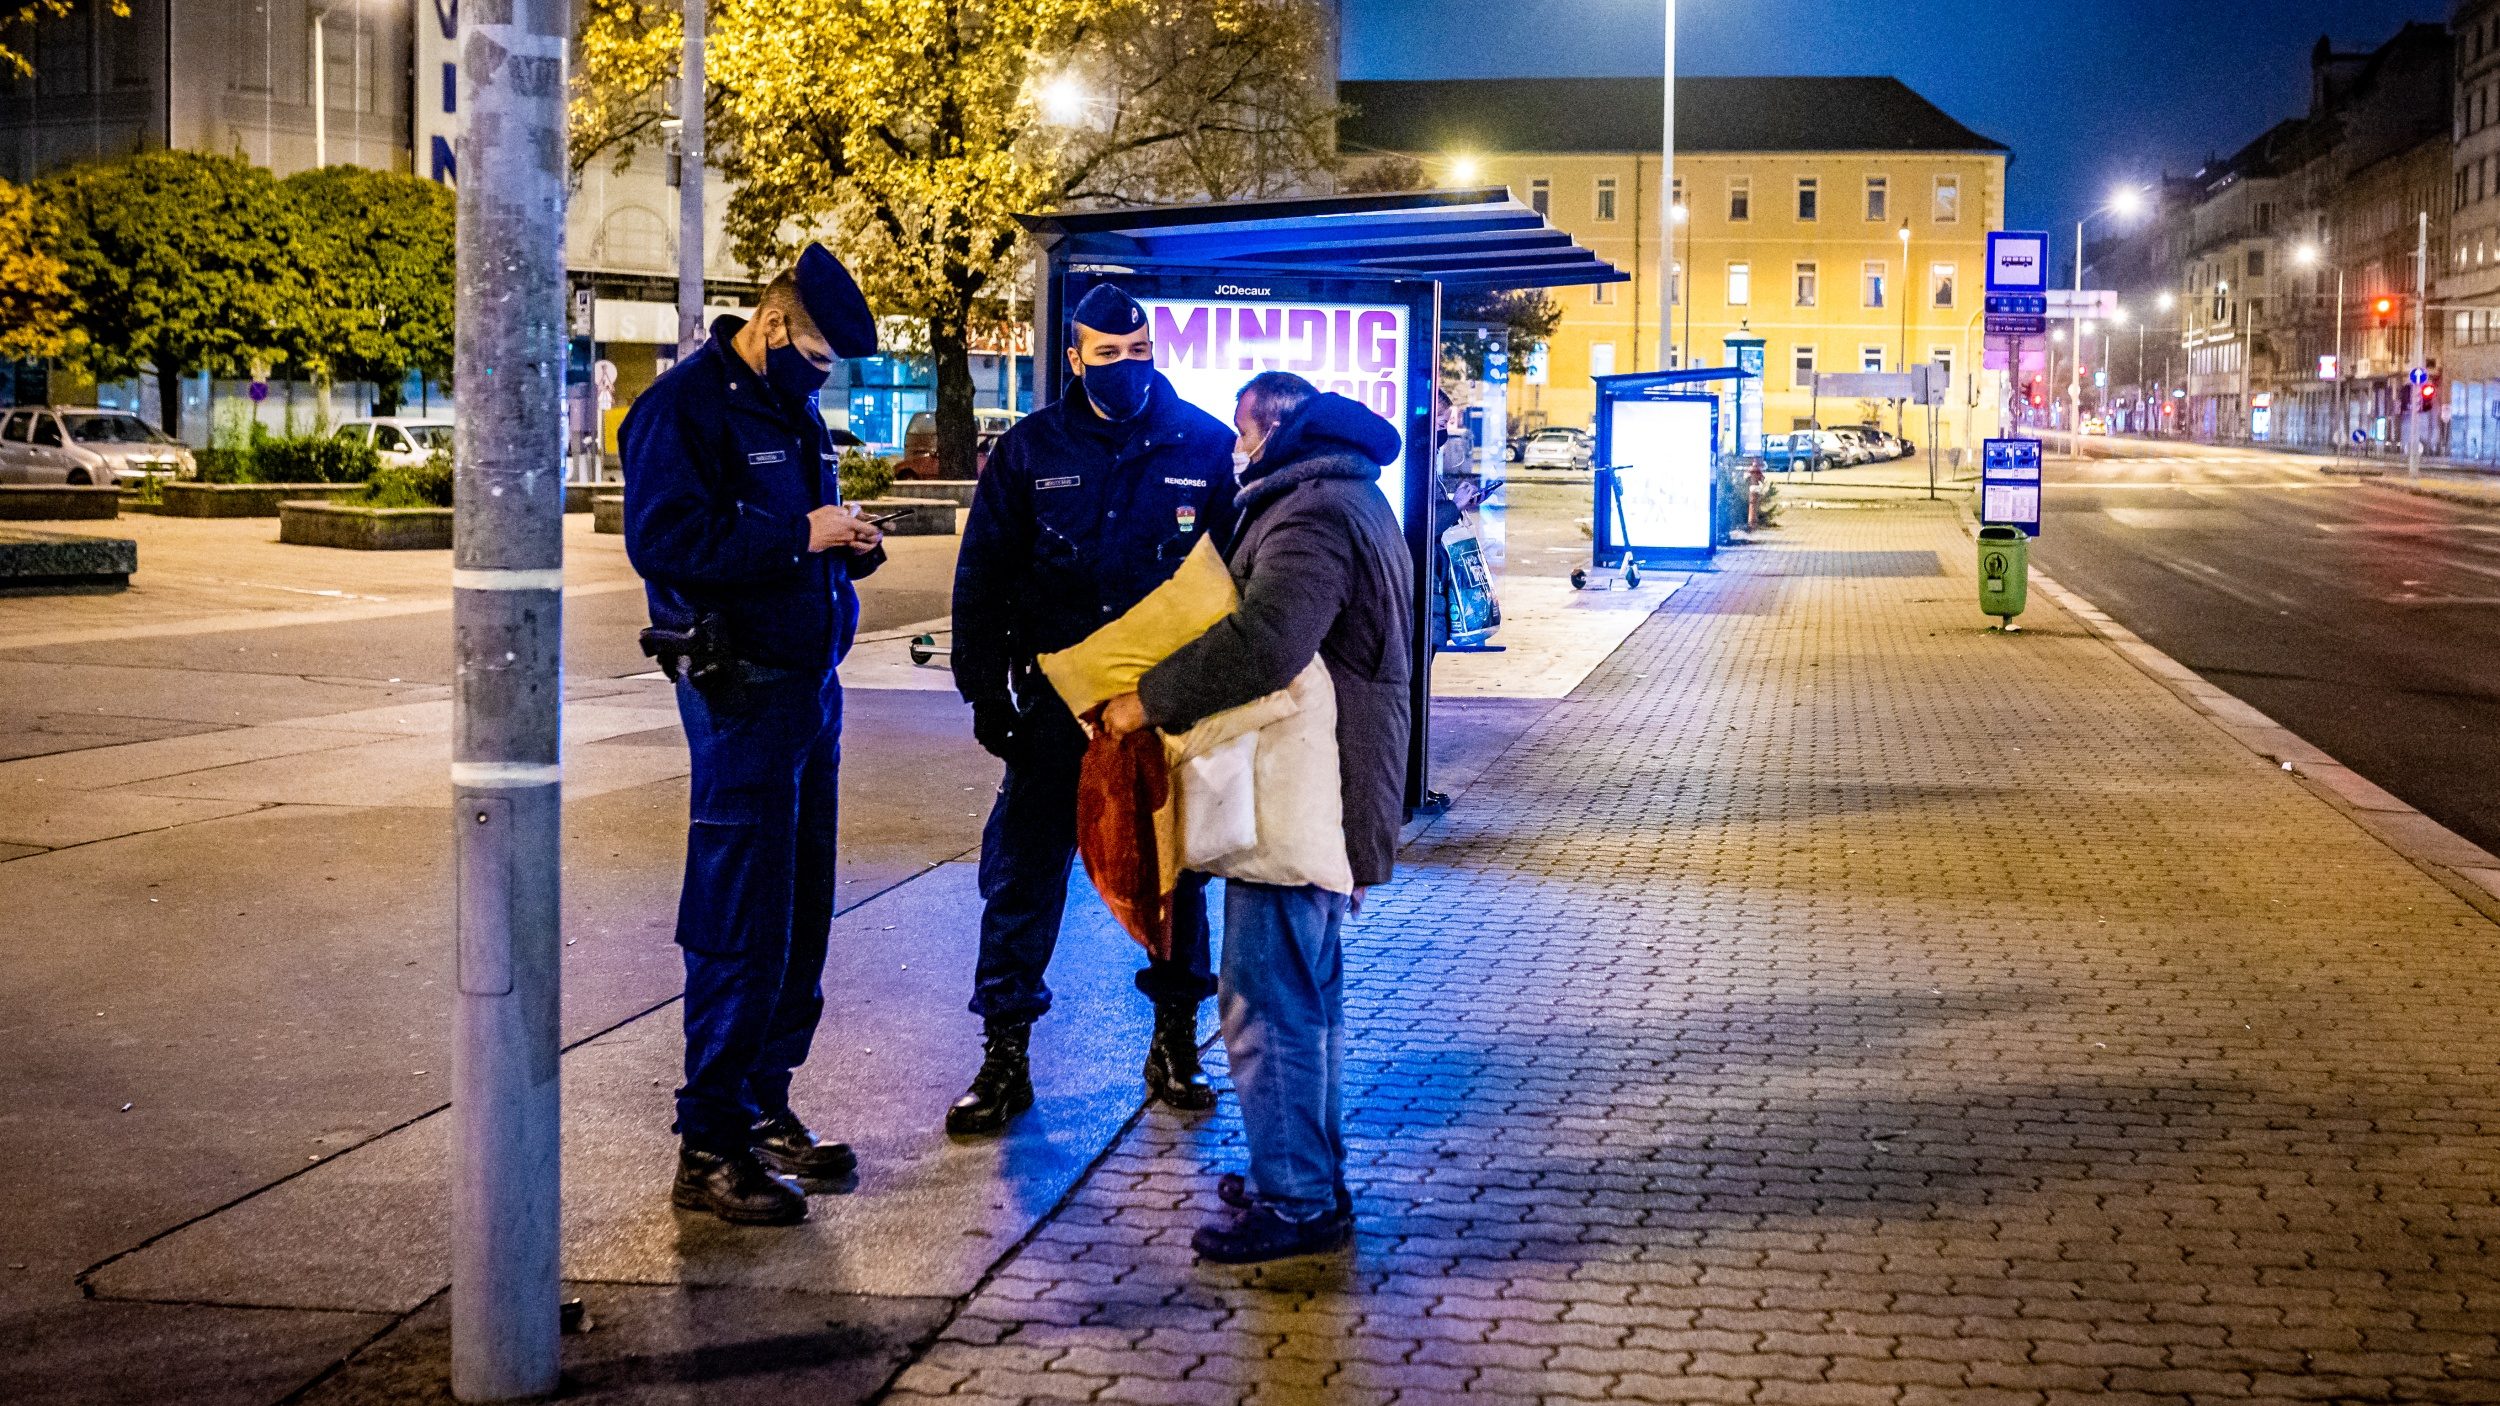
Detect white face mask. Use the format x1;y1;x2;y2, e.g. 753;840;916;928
1230;450;1252;477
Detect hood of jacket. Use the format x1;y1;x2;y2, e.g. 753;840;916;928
1236;392;1401;513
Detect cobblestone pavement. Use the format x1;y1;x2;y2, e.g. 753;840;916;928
886;499;2500;1406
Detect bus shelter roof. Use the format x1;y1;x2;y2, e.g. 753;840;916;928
1018;187;1628;293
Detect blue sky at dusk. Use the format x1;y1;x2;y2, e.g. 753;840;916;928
1343;0;2438;247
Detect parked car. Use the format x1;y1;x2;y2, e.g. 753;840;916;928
1825;426;1888;464
0;406;194;485
897;407;1020;478
2078;413;2109;435
333;417;455;468
1763;430;1847;472
1845;424;1917;460
1519;426;1593;469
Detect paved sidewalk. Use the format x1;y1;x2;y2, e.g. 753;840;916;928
885;498;2500;1406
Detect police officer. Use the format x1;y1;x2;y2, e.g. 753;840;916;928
621;245;885;1226
947;283;1239;1135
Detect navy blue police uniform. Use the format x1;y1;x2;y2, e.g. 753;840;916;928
621;277;880;1164
952;361;1238;1026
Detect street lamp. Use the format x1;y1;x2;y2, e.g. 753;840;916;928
2294;241;2344;461
1897;221;1912;436
1673;199;1691;369
1040;73;1091;126
1447;153;1481;185
2072;184;2149;442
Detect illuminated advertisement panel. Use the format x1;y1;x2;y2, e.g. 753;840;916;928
1140;296;1413;526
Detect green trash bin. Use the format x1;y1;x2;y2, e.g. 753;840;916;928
1977;525;2028;625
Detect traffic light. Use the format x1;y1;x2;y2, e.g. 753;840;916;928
2420;375;2439;408
2027;375;2046;408
2372;296;2398;322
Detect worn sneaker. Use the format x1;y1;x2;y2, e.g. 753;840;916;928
1191;1202;1353;1264
1216;1172;1352;1219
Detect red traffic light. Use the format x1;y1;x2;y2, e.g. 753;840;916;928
2373;297;2397;318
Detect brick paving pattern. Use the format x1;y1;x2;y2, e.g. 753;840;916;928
888;499;2500;1406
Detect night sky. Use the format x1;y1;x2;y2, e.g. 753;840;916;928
1344;0;2439;248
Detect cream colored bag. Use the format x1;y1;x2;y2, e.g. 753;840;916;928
1163;661;1352;894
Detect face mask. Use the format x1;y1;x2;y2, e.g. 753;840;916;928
1231;450;1252;477
766;336;831;410
1082;356;1155;421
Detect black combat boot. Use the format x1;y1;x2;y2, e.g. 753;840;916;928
672;1144;807;1225
1144;1002;1216;1111
945;1019;1034;1136
751;1111;858;1182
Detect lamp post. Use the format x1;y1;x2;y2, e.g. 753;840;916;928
1658;0;1676;373
1897;222;1912;437
2071;185;2147;448
2293;242;2343;465
676;0;706;357
2156;291;2177;436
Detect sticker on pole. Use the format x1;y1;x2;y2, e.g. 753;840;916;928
1980;437;2042;537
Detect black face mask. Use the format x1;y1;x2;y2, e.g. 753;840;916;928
1081;356;1155;421
766;337;832;410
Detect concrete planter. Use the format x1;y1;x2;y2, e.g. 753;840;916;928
566;482;613;514
161;482;367;518
883;479;977;508
0;527;135;588
593;493;624;535
278;501;454;550
859;497;958;536
0;485;121;520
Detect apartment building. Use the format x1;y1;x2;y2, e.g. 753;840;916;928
1339;76;2011;452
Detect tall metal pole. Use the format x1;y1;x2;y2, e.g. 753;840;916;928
449;0;568;1396
1657;0;1675;372
2410;210;2427;478
2069;215;2085;441
310;7;329;168
677;0;707;356
2330;264;2344;470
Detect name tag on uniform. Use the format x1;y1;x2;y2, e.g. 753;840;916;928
1163;476;1207;489
1036;475;1081;490
747;449;789;465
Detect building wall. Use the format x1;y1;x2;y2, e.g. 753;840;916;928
2443;0;2500;458
1408;147;2008;456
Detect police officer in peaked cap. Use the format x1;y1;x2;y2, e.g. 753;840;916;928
620;244;887;1225
947;282;1240;1135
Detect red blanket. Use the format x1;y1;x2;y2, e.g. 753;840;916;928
1073;708;1179;961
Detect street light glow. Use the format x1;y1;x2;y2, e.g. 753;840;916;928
1672;201;1689;224
1039;73;1089;125
2110;186;2145;217
2157;291;2177;311
2111;307;2129;325
2293;242;2323;268
1449;154;1481;184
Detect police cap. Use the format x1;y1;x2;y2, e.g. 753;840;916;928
795;244;878;359
1071;283;1147;335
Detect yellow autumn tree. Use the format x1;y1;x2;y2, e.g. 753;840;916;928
575;0;1339;478
0;175;73;361
0;1;128;79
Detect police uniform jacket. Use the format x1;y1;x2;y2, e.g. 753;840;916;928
620;314;882;671
952;370;1237;709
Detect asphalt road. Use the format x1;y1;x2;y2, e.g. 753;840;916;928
2031;441;2500;858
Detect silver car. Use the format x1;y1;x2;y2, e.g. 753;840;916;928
0;407;195;485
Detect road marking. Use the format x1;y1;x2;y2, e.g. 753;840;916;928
450;762;561;787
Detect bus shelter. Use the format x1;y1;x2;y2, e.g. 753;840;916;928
1589;366;1760;571
1017;188;1624;810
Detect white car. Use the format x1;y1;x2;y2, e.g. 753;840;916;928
334;417;454;467
0;406;194;485
1519;426;1592;469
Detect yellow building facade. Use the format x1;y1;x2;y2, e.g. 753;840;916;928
1342;78;2014;458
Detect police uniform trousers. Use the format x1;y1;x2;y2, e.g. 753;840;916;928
971;695;1214;1023
671;666;843;1152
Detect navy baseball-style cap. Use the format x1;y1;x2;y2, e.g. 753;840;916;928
1071;283;1147;335
795;244;878;359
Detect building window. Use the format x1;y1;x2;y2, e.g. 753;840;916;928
1671;176;1684;217
1866;176;1889;222
1934;175;1961;224
1728;177;1751;222
1930;262;1956;309
1933;348;1956;386
1794;261;1818;307
1797;177;1819;222
1590;342;1617;377
1595;176;1619;222
1861;346;1886;373
1528;177;1551;218
1793;345;1818;388
1727;261;1752;306
1669;262;1681;307
600;206;672;268
1863;261;1887;309
1591;281;1614;306
2246;249;2266;277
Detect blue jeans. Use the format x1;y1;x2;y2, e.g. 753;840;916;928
671;669;842;1153
970;699;1214;1023
1220;880;1347;1221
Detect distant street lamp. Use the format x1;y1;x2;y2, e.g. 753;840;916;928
1447;154;1481;185
1659;0;1676;373
2295;242;2344;465
1040;73;1091;126
1673;199;1691;369
2072;184;2147;442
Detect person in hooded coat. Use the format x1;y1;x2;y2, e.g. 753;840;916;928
1102;371;1414;1263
